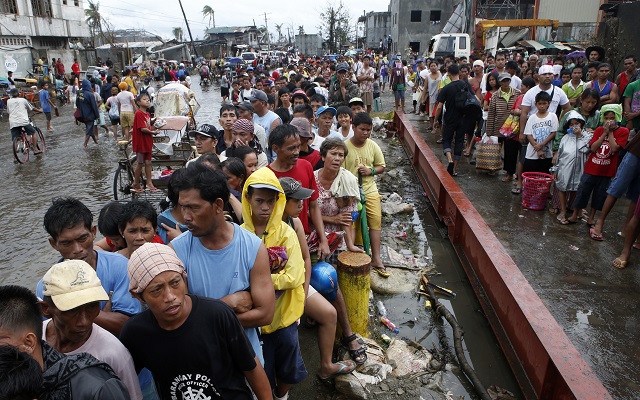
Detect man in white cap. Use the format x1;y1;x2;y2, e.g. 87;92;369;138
120;243;272;400
40;260;142;400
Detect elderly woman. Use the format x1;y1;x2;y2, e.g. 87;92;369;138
485;72;521;181
314;138;363;257
219;118;268;167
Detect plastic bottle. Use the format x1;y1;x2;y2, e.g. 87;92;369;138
380;316;399;333
376;300;388;316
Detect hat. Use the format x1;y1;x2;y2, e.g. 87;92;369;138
349;97;364;106
42;260;109;311
538;65;554;75
118;82;128;91
246;90;268;102
316;105;337;118
279;177;314;200
585;45;605;61
336;62;350;72
291;90;308;102
248;183;284;193
128;243;186;294
236;102;254;112
473;60;484;68
232;118;254;134
247;66;254;71
498;72;511;82
564;110;585;125
290;117;312;138
188;123;218;139
600;104;622;123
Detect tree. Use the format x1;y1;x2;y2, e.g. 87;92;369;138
275;23;284;44
202;5;215;28
173;27;184;42
298;25;305;35
85;0;104;47
318;1;352;53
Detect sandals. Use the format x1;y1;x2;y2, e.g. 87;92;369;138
341;334;368;365
556;215;575;225
511;187;522;195
589;227;604;241
372;265;391;278
317;360;356;383
612;258;628;269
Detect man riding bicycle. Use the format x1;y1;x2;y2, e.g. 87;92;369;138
8;88;43;144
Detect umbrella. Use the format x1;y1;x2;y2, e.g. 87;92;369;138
566;50;584;60
358;173;371;256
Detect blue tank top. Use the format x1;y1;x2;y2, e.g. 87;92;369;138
171;223;264;364
594;80;612;97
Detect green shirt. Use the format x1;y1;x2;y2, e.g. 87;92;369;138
562;80;585;100
623;79;640;130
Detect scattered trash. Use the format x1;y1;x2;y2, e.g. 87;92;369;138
376;300;388;316
395;231;407;238
518;214;525;218
381;334;391;344
381;316;399;333
569;245;579;251
381;192;415;215
386;339;432;377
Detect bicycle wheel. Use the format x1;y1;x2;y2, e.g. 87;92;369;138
13;135;29;164
113;164;134;200
33;128;46;155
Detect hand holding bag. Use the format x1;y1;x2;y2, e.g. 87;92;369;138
475;134;502;171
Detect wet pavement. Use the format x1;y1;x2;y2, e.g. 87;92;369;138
404;112;640;399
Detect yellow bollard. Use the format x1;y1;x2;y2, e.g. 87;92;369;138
336;251;371;338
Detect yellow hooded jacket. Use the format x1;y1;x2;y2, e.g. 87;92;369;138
241;167;305;334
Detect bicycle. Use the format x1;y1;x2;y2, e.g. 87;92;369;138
13;119;46;164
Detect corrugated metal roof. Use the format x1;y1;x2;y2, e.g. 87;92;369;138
206;26;257;35
518;40;546;50
550;42;572;50
96;41;163;50
501;28;529;48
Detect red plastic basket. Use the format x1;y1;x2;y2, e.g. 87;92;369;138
522;172;554;210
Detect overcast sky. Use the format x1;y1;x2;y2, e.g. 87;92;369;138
94;0;392;41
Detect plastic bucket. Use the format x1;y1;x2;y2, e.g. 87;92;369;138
522;172;554;210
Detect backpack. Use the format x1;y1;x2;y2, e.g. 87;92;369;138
454;81;480;111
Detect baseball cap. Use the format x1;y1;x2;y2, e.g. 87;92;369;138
236;102;254;113
290;117;312;138
349;97;364;106
336;62;350;72
42;260;109;311
498;72;512;82
248;183;284;193
473;60;485;68
539;65;554;75
247;66;254;71
316;105;337;118
128;243;186;294
188;123;218;139
246;90;268;102
279;177;314;200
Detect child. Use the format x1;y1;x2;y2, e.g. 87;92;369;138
220;69;230;101
131;92;159;192
39;82;57;131
336;106;354;141
567;104;630;237
551;111;592;224
241;168;307;399
117;199;164;258
230;80;241;105
94;201;126;252
105;86;120;138
523;91;558;174
342;112;388;276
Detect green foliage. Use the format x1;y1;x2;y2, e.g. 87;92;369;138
318;1;352;53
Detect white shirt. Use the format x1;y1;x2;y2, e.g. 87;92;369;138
510;75;522;90
521;84;569;116
8;97;33;129
310;133;325;151
42;320;142;400
116;91;135;113
524;112;559;159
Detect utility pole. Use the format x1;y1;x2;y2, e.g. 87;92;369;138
261;12;272;47
177;0;199;58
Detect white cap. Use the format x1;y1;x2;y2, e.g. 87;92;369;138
42;260;108;311
539;65;554;75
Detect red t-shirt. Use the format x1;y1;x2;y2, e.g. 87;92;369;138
584;126;629;177
268;159;319;234
132;110;153;153
71;62;80;75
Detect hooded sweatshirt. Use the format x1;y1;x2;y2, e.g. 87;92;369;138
76;79;100;121
241;167;305;334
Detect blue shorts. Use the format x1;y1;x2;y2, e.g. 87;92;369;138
606;152;640;202
573;174;611;211
260;323;307;388
394;89;405;102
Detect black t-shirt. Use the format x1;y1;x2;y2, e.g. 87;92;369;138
120;295;256;400
436;79;473;126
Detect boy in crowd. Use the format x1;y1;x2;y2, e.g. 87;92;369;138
131;92;159;192
39;82;57;131
336;106;354;141
562;66;585;107
342;112;388;276
523;91;557;174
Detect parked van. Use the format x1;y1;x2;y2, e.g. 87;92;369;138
428;34;470;60
241;52;258;67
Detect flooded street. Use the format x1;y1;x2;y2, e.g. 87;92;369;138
0;79;222;287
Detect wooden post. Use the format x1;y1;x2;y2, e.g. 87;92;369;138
336;251;371;337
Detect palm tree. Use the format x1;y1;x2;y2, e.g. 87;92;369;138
202;5;215;28
84;0;104;47
173;27;183;42
275;23;283;44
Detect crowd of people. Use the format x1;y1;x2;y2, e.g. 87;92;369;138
3;43;640;398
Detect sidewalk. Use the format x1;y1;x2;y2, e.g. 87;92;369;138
404;112;640;399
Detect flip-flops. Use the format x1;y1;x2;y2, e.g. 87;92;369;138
372;265;391;278
612;258;628;269
317;360;356;383
511;187;522;195
589;227;604;241
447;162;454;176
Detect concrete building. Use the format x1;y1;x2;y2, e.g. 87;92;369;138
295;34;322;56
388;0;455;55
0;0;89;78
363;11;391;50
205;26;260;49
